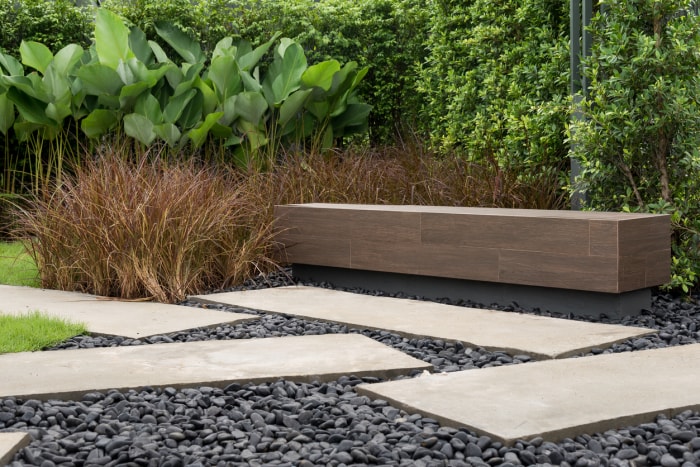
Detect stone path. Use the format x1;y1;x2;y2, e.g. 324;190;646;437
0;285;257;338
192;286;653;359
1;284;696;462
357;343;700;445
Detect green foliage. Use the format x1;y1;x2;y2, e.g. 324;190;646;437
418;0;570;178
0;0;93;55
0;310;87;353
570;0;700;292
100;0;429;145
0;10;372;178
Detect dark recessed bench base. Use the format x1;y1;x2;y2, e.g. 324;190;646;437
293;264;652;320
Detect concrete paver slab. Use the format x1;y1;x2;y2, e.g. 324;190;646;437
0;285;258;338
0;432;30;467
357;343;700;445
192;286;654;359
0;334;431;401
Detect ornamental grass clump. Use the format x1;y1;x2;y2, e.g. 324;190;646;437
13;149;278;303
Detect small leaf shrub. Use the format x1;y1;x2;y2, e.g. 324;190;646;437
0;0;93;55
570;0;700;292
418;0;570;177
14;148;279;303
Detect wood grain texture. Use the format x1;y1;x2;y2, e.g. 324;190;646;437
499;250;619;293
421;214;590;255
273;204;671;293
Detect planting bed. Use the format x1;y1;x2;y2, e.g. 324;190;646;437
2;270;700;466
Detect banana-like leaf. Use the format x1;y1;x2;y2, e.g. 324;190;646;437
1;75;50;102
124;113;157;145
153;123;181;147
0;93;15;134
328;62;358;97
52;44;84;77
212;37;234;59
45;100;71;123
305;99;330;122
208;55;242;101
135;93;163;124
148;40;170;64
163;88;197;124
320;126;334;151
176;91;204;129
0;52;23;76
76;63;124;96
6;87;54;125
237;120;268;150
301;60;341;92
209;122;232;139
20;41;53;74
331;103;372;134
278;88;312;128
95;9;135;69
154;21;204;65
233;91;269;126
119;81;150;110
263;41;307;105
13;121;48;142
43;65;71;102
240;70;262;93
81;109;118;138
193;76;217;116
129;27;153;65
237;32;281;71
186;111;224;147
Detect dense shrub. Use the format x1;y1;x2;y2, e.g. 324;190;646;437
0;0;92;54
570;0;700;292
418;0;570;178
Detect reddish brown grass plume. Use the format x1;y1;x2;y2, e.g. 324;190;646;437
13;153;278;303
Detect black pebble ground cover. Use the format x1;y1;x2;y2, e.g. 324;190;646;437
3;270;700;467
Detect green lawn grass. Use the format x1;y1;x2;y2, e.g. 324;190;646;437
0;241;40;287
0;311;88;354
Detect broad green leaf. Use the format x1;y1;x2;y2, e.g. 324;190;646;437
0;52;23;76
263;41;307;105
19;41;53;74
135;93;163;124
95;9;134;69
148;40;170;64
129;27;153;65
154;21;204;64
116;60;135;85
278;89;312;127
76;63;124;96
240;70;262;93
1;75;50;101
124;113;156;145
331;103;372;133
186;111;224;147
320;126;334;151
153;123;181;146
238;32;281;71
208;55;242;101
193;76;217;115
6;87;54;125
238;120;268;150
301;60;340;92
43;66;71;102
209;122;232;139
176;91;204;129
12;121;46;142
212;37;234;59
52;44;84;76
163;88;197;124
0;93;15;134
119;81;150;110
305;99;329;122
233;91;269;125
81;109;118;138
328;62;358;98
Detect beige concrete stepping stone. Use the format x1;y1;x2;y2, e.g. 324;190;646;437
192;286;654;359
357;343;700;445
0;432;30;466
0;285;258;338
0;334;430;401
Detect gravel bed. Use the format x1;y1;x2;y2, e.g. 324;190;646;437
3;270;700;466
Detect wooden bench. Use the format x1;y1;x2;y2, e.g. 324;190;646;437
273;203;671;317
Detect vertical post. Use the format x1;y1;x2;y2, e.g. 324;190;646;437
570;0;592;210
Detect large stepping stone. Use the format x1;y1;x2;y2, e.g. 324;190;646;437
356;343;700;445
0;285;258;338
0;432;30;466
192;286;653;359
0;334;430;401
